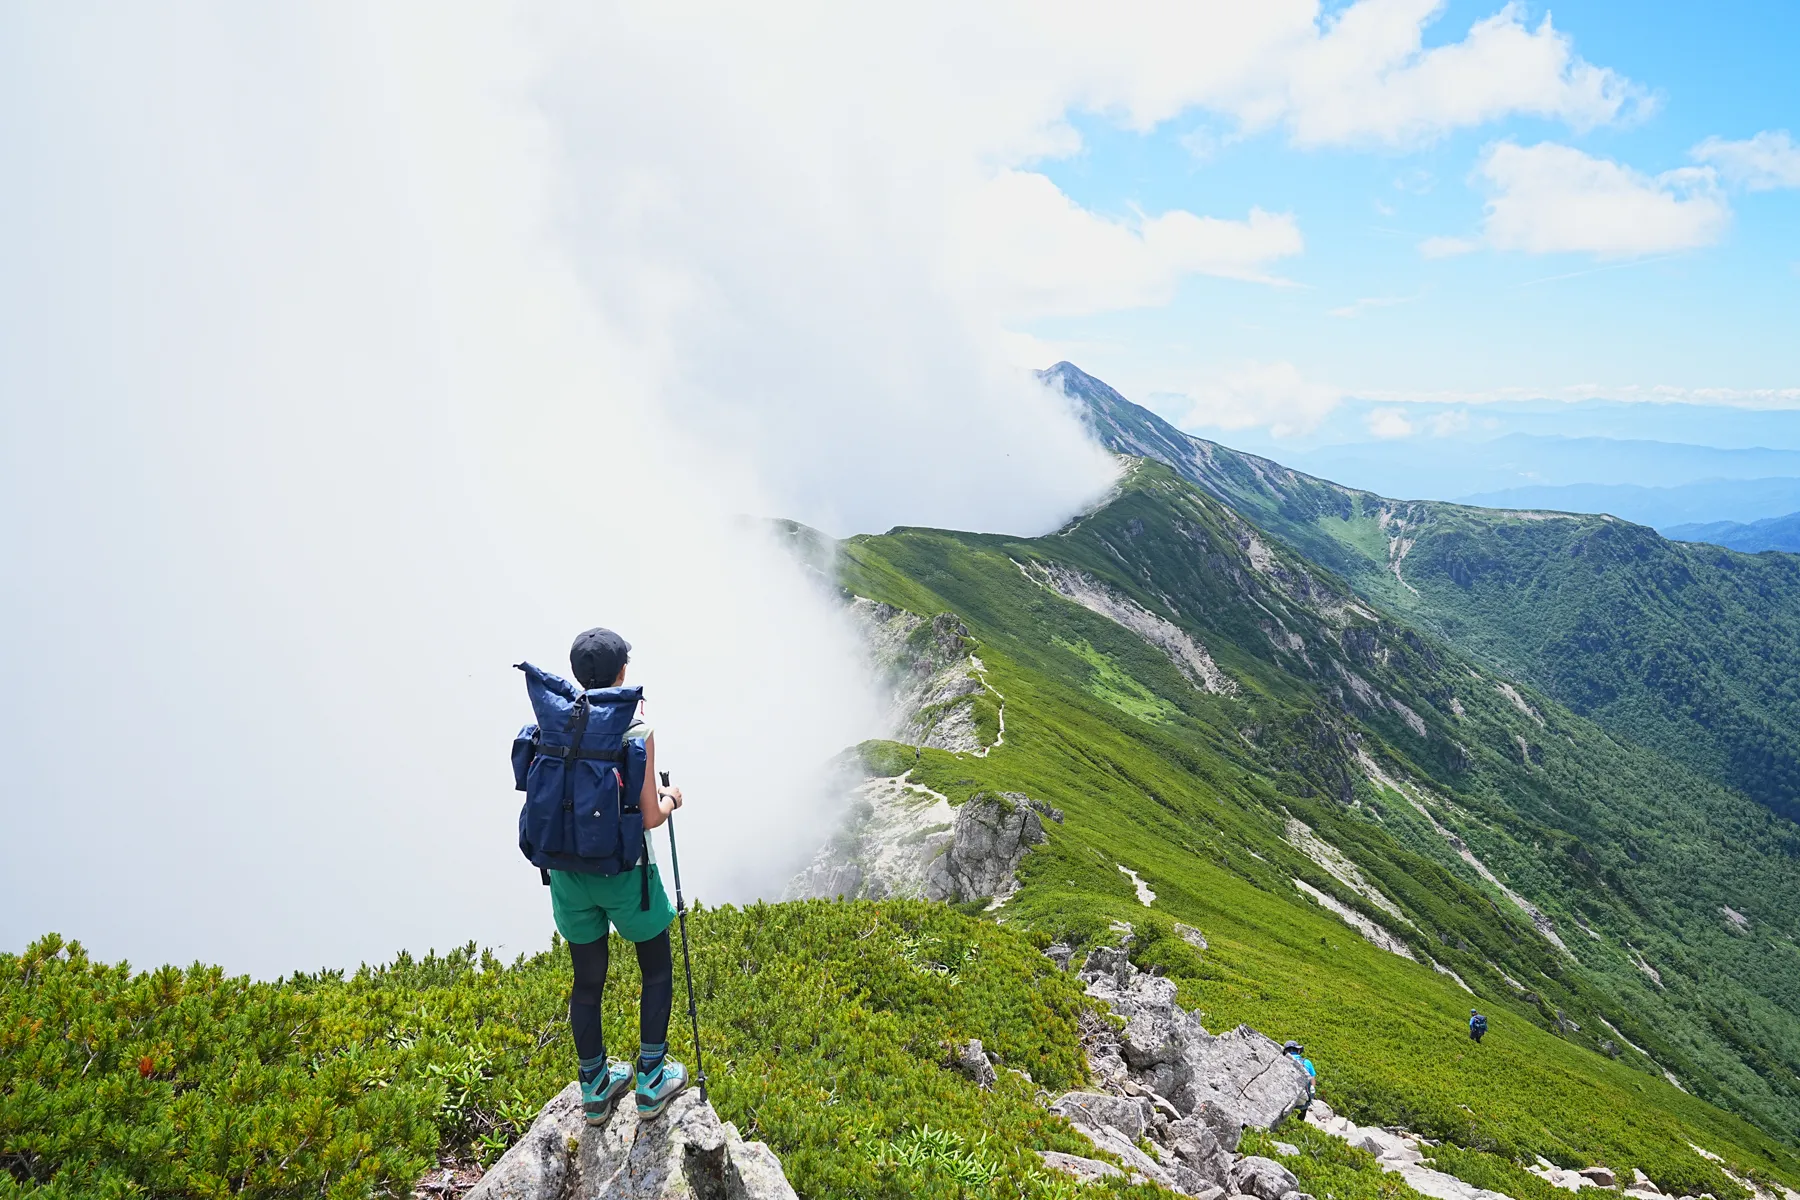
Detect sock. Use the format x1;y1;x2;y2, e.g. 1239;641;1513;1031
638;1041;667;1079
579;1052;609;1085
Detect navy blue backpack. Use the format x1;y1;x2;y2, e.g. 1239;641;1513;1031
511;662;653;906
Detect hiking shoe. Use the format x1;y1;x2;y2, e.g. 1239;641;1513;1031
580;1060;633;1125
635;1059;688;1119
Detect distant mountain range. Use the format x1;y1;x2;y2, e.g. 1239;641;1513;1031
1665;511;1800;553
1046;360;1800;826
1279;434;1800;501
1456;478;1800;529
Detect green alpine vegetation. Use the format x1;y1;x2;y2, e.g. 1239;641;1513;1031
835;457;1800;1174
1048;360;1800;825
1;908;1164;1200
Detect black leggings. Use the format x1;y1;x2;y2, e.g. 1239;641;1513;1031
568;930;673;1063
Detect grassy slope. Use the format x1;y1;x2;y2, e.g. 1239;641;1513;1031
2;907;1166;1200
837;462;1800;1194
1048;360;1800;826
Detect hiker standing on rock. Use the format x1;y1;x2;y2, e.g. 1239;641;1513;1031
511;627;690;1125
1469;1010;1487;1043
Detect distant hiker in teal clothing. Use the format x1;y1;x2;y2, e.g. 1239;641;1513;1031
1469;1010;1488;1043
511;627;690;1124
1282;1041;1317;1098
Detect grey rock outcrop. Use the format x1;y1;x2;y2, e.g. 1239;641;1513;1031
1233;1156;1301;1200
1033;935;1314;1197
1066;1118;1181;1191
1052;1091;1151;1141
1186;1028;1315;1130
958;1039;998;1089
785;776;953;901
466;1084;797;1200
924;792;1056;903
1165;1113;1237;1188
789;784;1059;904
1038;1150;1123;1183
1076;941;1311;1130
852;601;990;753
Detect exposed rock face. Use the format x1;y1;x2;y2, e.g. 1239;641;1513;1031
957;1039;997;1089
466;1084;796;1200
1036;935;1312;1196
1052;1091;1151;1141
925;792;1057;903
784;776;952;901
1078;942;1311;1131
1038;1150;1123;1183
1232;1156;1300;1200
1185;1029;1317;1130
1020;560;1237;696
851;600;991;753
788;785;1059;904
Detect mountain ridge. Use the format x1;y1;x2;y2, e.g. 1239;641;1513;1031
1043;361;1800;825
1457;479;1800;530
1665;511;1800;554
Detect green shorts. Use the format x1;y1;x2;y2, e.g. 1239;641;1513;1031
549;863;677;945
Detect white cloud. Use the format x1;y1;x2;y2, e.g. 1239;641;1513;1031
0;0;1652;973
1274;1;1645;147
957;171;1302;318
1427;142;1730;259
1168;362;1345;436
1366;407;1416;438
1692;130;1800;191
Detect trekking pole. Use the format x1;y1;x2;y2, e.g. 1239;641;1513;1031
660;771;709;1102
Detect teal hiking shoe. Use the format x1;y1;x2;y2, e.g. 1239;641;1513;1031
580;1059;633;1125
635;1059;688;1119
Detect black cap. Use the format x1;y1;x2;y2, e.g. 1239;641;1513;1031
570;627;631;689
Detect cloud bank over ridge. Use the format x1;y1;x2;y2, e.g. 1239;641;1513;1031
0;0;1664;974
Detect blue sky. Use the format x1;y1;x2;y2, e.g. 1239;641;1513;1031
1020;0;1800;451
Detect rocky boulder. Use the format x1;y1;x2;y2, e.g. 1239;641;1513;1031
1232;1156;1300;1200
466;1084;797;1200
1052;1091;1151;1141
957;1039;997;1089
1038;1150;1123;1184
1182;1027;1313;1129
1074;942;1309;1131
925;792;1053;903
1066;1119;1181;1192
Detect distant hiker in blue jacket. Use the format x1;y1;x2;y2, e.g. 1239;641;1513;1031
1283;1041;1317;1098
513;627;690;1124
1469;1010;1488;1043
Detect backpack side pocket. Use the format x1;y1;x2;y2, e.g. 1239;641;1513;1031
510;724;539;792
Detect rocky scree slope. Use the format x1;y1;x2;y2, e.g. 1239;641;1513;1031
1046;360;1800;827
828;464;1800;1174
